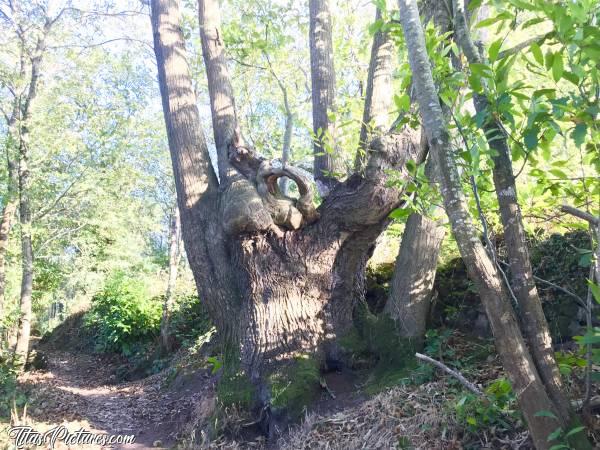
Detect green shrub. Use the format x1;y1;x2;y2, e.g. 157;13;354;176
169;294;213;348
0;351;25;420
454;378;518;435
85;272;161;356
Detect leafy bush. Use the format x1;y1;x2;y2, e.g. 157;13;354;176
85;272;161;356
454;378;518;435
0;351;25;420
169;294;213;348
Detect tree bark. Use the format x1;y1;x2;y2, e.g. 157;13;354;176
384;213;445;347
397;0;566;447
151;0;239;347
355;7;394;172
452;3;590;445
0;162;18;340
160;206;181;353
309;0;340;195
13;17;52;369
152;0;426;390
13;139;34;369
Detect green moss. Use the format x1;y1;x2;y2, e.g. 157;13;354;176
217;371;255;409
215;344;256;409
269;355;320;416
341;302;421;393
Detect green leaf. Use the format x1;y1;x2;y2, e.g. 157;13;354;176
489;39;503;63
475;17;503;29
470;63;493;77
547;427;563;442
530;42;544;65
535;410;558;420
572;123;587;147
469;73;483;93
565;426;586;438
552;53;564;81
588;281;600;305
394;93;410;112
562;71;580;85
389;207;412;220
524;127;539;150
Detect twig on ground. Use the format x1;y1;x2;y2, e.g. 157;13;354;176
415;352;483;396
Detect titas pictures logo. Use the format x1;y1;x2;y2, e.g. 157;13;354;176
8;425;136;448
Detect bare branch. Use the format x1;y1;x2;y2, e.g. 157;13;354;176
561;204;600;226
415;352;483;396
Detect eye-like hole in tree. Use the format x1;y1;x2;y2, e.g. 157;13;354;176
277;176;300;199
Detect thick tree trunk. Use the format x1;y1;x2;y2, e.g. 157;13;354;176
309;0;340;195
160;207;181;353
452;4;590;446
397;0;567;447
384;213;444;347
153;0;425;411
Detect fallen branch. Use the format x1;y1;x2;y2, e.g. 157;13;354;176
415;352;483;396
561;204;599;226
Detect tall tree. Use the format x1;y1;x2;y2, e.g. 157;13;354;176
0;1;59;366
309;0;340;195
160;206;181;353
355;7;393;172
151;0;424;393
451;0;586;438
395;0;591;447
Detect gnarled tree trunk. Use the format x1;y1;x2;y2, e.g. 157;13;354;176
151;0;425;388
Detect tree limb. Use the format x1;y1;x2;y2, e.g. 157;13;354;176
416;352;483;395
561;204;600;226
355;7;394;172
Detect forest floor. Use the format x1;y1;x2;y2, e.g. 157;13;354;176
13;347;215;449
5;335;540;450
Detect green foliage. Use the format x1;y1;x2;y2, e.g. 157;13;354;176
0;351;25;420
217;372;255;410
169;294;213;348
454;378;519;435
269;356;320;416
84;272;161;356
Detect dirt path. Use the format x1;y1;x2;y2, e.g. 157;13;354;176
16;349;214;449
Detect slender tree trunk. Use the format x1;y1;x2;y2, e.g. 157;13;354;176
452;4;590;446
309;0;340;195
384;213;444;347
14;141;34;369
397;0;569;447
160;207;181;353
12;21;49;369
0;164;18;319
355;7;393;172
0;198;17;347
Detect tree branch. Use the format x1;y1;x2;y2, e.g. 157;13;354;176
561;204;600;226
355;7;394;172
309;0;339;195
198;0;240;184
416;352;483;395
